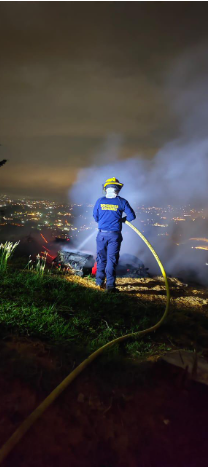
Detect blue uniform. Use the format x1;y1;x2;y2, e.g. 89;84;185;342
93;196;136;289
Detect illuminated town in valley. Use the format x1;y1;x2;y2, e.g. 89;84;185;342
0;195;207;269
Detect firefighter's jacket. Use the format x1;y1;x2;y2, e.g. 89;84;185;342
93;196;136;232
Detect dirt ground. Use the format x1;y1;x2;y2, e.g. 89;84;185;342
0;276;207;467
0;335;207;467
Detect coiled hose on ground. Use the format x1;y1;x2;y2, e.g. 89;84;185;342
0;221;170;465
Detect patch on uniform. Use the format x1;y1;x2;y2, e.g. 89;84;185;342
100;204;119;211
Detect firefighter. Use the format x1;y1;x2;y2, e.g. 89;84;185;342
93;177;136;292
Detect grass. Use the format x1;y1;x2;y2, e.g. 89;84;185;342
0;265;207;360
0;241;20;272
0;268;164;358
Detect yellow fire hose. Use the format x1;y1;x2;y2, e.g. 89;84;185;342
0;221;170;465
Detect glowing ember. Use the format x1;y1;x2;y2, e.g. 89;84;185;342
40;233;48;243
40;251;54;258
42;245;50;252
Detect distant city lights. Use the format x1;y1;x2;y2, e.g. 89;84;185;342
0;196;207;264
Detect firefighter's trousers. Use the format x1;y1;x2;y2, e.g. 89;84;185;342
96;230;122;289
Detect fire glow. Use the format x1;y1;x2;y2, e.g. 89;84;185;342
40;233;48;243
42;245;50;252
40;251;54;258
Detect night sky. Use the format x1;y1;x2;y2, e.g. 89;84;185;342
0;2;207;201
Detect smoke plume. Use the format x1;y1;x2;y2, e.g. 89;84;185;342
69;46;208;284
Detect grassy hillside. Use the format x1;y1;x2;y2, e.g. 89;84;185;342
0;268;207;359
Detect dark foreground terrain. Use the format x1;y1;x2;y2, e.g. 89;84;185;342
0;336;207;467
0;273;207;466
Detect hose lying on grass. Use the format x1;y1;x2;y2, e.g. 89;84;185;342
0;221;170;465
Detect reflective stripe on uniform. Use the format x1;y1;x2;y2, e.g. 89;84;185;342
100;204;119;211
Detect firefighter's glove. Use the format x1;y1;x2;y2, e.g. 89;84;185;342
122;216;127;223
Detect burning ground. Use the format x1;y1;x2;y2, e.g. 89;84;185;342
0;269;207;466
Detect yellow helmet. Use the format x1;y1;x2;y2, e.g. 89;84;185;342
103;177;123;189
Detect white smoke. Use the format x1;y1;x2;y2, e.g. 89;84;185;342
69;46;208;284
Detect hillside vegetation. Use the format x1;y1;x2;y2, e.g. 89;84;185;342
0;268;207;359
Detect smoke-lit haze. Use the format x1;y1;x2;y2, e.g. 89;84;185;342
70;46;208;284
0;2;207;201
0;3;207;282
